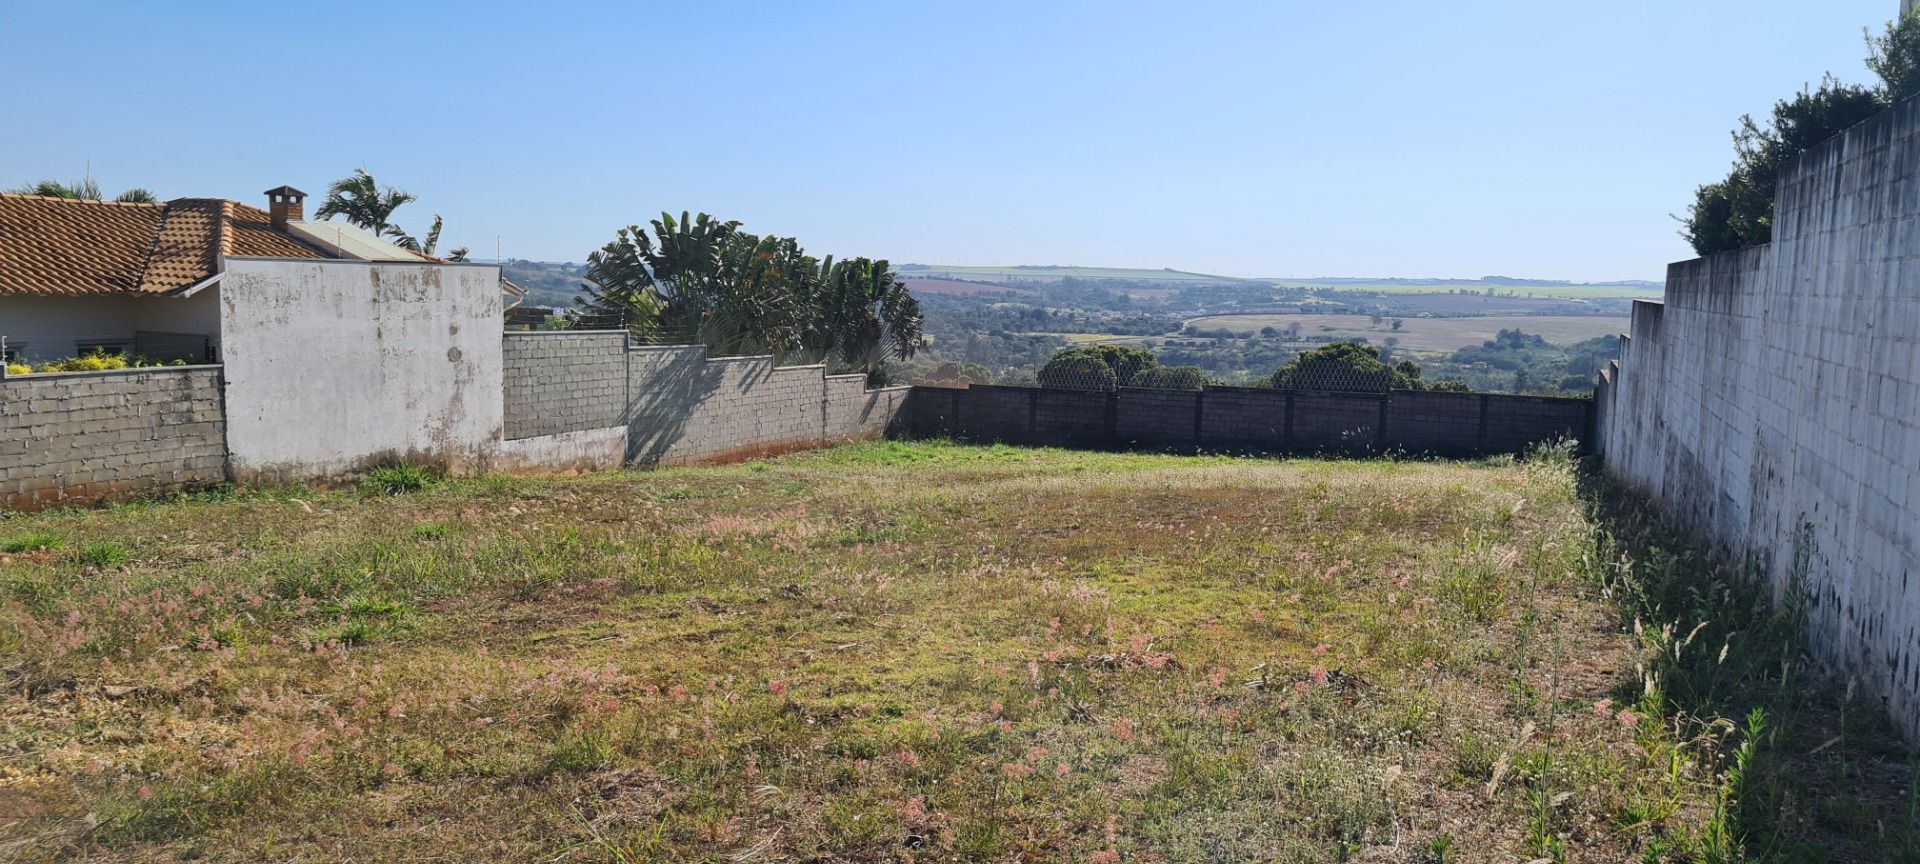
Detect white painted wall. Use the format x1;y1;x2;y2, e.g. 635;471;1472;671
1597;97;1920;738
0;291;220;362
218;258;503;481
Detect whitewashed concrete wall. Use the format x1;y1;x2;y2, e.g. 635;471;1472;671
1597;96;1920;737
219;258;503;482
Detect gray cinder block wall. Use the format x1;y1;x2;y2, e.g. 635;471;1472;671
501;333;911;468
1;367;226;510
1596;96;1920;738
906;384;1590;457
503;332;628;439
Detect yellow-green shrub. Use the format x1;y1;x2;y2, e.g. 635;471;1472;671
9;351;188;376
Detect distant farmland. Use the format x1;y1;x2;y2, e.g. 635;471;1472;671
903;264;1251;283
1278;281;1664;301
1182;313;1629;353
903;277;1037;296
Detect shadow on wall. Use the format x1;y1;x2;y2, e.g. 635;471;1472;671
623;349;726;466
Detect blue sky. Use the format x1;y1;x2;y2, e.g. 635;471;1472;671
0;1;1901;280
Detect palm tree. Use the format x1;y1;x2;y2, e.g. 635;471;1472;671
803;256;923;370
319;170;471;260
390;212;470;262
315;169;415;238
581;212;921;368
7;177;146;201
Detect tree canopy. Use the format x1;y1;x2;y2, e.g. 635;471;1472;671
1684;11;1920;255
579;212;923;371
1037;345;1158;390
1266;342;1466;392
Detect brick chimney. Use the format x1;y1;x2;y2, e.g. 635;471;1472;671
264;185;306;229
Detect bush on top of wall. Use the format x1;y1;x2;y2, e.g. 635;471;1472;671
5;351;188;377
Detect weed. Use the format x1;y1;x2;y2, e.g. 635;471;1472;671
409;521;451;540
358;463;444;496
75;540;130;569
1;530;66;552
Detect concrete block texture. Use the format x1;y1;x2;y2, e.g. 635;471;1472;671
1596;96;1920;738
503;331;627;439
1;366;226;510
620;347;907;467
909;384;1589;457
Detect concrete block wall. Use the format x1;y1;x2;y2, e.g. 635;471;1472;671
1197;387;1290;445
1;367;226;510
908;384;1589;457
1596;96;1920;738
825;375;910;440
1033;389;1111;446
1390;390;1483;454
502;331;628;439
1290;390;1382;453
622;346;907;467
220;259;505;482
1116;388;1201;445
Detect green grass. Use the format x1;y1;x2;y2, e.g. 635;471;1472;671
1;530;67;553
0;441;1906;862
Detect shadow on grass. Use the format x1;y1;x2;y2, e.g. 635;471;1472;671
1575;464;1917;863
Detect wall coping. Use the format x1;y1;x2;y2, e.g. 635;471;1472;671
2;364;222;384
908;383;1591;406
503;330;629;338
627;344;710;355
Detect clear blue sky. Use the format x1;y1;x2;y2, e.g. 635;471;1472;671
0;0;1901;281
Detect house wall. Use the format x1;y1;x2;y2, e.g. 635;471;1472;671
0;291;221;362
0;366;226;510
1595;95;1920;737
906;385;1590;456
218;258;504;482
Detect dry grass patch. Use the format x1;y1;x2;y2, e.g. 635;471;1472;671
0;441;1908;862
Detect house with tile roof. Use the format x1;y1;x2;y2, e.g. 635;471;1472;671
0;186;431;364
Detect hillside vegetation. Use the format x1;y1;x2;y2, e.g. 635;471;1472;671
1;443;1906;862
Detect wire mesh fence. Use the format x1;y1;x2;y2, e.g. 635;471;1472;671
503;306;629;332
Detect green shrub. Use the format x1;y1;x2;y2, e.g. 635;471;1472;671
76;541;131;569
1129;365;1210;390
358;464;444;496
1;531;66;553
7;349;190;376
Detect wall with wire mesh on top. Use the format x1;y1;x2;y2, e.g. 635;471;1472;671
905;384;1591;457
501;330;910;468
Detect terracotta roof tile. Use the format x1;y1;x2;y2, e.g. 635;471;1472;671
0;193;333;296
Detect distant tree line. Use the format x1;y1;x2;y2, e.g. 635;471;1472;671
1020;342;1470;393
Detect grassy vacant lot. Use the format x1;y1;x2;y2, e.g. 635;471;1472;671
1183;314;1628;353
1;442;1910;862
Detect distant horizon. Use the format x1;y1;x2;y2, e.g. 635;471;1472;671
8;1;1886;283
490;256;1665;287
